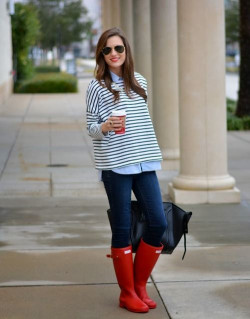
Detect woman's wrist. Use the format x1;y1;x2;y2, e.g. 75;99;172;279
101;121;109;133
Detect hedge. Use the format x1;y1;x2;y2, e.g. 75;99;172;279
11;3;40;81
35;65;60;73
15;72;77;93
227;98;250;130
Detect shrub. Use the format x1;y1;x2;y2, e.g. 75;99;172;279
227;98;236;113
227;112;244;130
15;72;77;93
227;98;250;130
11;3;40;81
35;65;60;73
242;117;250;130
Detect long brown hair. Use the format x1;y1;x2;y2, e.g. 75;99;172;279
95;27;147;102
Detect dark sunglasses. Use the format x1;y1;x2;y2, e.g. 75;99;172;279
102;45;125;55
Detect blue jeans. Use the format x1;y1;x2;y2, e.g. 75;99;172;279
102;170;167;248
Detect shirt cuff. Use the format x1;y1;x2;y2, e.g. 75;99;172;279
89;123;108;140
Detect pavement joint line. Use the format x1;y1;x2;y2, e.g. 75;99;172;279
0;246;226;253
0;115;23;120
48;117;53;197
1;279;250;289
180;244;250;248
151;275;172;318
154;278;250;284
0;246;111;252
0;95;34;180
0;206;108;210
1;244;250;252
49;117;52;166
49;172;53;196
0;282;118;289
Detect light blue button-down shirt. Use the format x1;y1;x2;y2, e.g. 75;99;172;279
98;71;161;180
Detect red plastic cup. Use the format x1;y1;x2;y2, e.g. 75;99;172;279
111;110;126;134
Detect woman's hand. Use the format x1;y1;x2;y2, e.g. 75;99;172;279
101;117;123;133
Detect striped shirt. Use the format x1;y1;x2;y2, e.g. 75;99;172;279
86;72;162;170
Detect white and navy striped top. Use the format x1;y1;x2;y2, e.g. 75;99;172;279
86;72;162;170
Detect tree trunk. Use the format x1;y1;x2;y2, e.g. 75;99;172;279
236;0;250;117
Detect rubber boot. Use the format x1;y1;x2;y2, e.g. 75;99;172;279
107;246;149;313
134;239;163;309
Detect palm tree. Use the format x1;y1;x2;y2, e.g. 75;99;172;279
236;0;250;117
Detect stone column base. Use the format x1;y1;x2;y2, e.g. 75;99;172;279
168;182;241;204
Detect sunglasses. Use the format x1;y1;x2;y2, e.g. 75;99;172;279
102;45;125;55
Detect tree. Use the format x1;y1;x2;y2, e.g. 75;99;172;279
11;3;40;81
29;0;93;54
236;0;250;117
225;0;240;44
225;0;239;44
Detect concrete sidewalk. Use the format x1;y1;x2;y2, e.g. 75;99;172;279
0;79;250;318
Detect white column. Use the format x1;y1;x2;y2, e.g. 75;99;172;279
101;0;112;31
111;0;121;28
0;0;13;105
120;0;134;54
151;0;179;168
102;0;121;30
133;0;153;117
168;0;240;204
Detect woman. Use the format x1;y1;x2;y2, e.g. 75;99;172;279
86;28;167;313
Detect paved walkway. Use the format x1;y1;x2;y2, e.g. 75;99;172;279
0;78;250;318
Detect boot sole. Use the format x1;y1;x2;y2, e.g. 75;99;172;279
119;303;149;313
142;299;157;309
148;304;157;309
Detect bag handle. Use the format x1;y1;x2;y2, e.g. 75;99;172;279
182;215;190;260
182;232;187;260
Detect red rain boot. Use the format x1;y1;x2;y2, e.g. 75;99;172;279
134;239;163;309
108;246;149;313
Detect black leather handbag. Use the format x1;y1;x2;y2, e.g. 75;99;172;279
107;201;192;260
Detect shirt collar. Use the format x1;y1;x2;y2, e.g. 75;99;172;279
110;71;123;82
